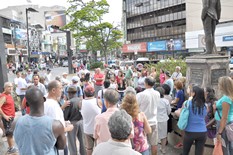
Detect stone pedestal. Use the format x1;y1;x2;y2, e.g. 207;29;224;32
186;54;229;97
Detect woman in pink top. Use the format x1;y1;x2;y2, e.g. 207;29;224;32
121;93;151;155
159;69;165;85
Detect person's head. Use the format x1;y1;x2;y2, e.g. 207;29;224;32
21;72;26;79
47;68;51;73
96;68;101;74
151;67;156;72
84;85;95;97
85;73;90;82
103;80;111;88
27;69;32;74
161;84;171;95
108;109;132;141
124;86;136;96
175;66;181;72
218;76;233;100
33;74;40;86
67;86;77;99
191;86;205;115
160;69;164;74
165;71;171;79
204;87;217;103
118;70;123;77
62;72;68;78
110;76;115;82
121;93;139;118
174;80;183;90
72;76;79;84
33;70;39;75
25;87;45;113
144;77;155;88
179;77;186;86
39;77;45;84
16;71;21;78
4;82;13;94
104;88;119;108
48;80;63;100
156;87;165;98
55;76;61;82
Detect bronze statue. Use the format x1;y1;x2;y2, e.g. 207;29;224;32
202;0;221;54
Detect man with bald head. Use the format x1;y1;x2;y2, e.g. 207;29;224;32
44;80;73;155
0;82;17;154
14;87;66;154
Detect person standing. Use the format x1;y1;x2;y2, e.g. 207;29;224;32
93;68;104;97
0;82;17;154
183;86;207;155
159;69;165;85
63;86;85;155
164;71;174;96
215;76;233;154
25;69;33;83
45;68;52;88
125;65;133;87
94;88;119;145
81;85;101;155
14;87;66;154
136;77;160;155
171;66;182;81
32;74;47;96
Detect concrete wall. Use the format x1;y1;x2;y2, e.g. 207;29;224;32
186;0;233;32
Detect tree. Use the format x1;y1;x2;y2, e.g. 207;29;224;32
64;0;122;64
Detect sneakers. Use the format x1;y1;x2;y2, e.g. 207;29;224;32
174;142;183;149
7;147;18;154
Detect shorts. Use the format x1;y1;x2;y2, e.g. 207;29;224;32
147;125;158;146
84;134;95;151
158;122;168;139
2;117;14;136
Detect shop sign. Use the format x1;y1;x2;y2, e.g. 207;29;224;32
122;42;147;53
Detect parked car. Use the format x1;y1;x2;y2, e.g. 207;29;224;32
229;58;233;70
119;60;134;71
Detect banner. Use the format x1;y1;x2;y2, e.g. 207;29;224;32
148;41;166;52
122;42;147;53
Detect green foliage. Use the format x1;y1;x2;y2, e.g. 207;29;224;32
90;61;104;70
65;0;123;64
145;58;187;77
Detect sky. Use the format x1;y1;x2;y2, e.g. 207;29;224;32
0;0;122;25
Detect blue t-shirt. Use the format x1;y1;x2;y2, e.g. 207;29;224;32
215;95;233;123
176;90;185;109
185;100;207;132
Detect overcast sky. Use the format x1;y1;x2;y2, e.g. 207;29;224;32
0;0;122;25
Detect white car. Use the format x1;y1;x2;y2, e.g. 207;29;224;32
119;61;134;71
229;58;233;70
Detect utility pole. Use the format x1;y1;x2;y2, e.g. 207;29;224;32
0;17;8;91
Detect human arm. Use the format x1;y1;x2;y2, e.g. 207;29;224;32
171;97;179;105
61;100;70;110
0;96;12;121
52;120;66;149
142;112;151;134
167;101;172;115
217;102;230;141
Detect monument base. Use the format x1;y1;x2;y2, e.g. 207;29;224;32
186;54;229;97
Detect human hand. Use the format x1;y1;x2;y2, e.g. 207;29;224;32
66;123;74;132
216;134;222;142
4;115;13;122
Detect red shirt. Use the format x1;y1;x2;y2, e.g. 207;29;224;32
94;73;104;86
116;76;124;84
160;73;166;84
0;93;15;117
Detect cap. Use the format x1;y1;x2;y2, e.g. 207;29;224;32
62;72;68;75
165;71;171;77
72;76;80;82
84;85;95;94
67;86;77;93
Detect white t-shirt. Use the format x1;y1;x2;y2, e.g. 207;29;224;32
81;98;101;134
16;78;27;95
44;98;65;127
136;88;160;126
97;89;107;99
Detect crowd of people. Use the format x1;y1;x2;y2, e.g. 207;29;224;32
0;63;233;155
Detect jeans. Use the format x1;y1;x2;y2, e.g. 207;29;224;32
141;149;149;155
183;131;207;155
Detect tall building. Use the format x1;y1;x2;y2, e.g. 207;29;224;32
122;0;233;58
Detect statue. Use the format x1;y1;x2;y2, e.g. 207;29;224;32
202;0;221;54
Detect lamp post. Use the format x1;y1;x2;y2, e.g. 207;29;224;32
51;25;73;74
26;7;38;62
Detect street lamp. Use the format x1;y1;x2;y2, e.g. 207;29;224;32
26;7;38;62
50;25;73;74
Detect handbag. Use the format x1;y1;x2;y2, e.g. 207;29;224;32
217;109;233;141
177;100;190;130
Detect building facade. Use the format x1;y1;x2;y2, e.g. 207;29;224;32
122;0;233;58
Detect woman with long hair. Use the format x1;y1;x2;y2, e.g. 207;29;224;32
215;76;233;154
183;86;207;155
121;93;151;155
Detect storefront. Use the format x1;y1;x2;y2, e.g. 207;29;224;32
122;42;147;60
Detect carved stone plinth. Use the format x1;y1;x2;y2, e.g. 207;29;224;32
186;54;229;97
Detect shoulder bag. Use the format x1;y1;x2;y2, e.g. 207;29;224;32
177;100;190;130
